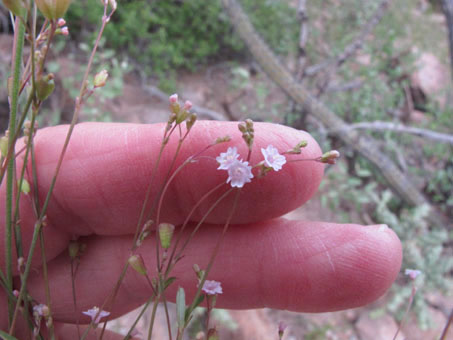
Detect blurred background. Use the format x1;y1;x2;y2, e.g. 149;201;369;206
1;0;452;339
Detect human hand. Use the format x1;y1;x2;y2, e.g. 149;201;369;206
0;121;402;338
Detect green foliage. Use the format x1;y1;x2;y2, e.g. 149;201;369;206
66;0;299;90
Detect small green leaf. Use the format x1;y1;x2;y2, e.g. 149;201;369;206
0;329;20;340
164;277;176;290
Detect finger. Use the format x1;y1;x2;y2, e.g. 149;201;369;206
1;121;323;272
30;121;323;232
25;220;402;322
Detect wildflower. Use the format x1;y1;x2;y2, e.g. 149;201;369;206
202;280;223;295
261;145;286;171
405;269;422;280
216;147;239;170
227;159;253;188
61;26;69;35
82;306;110;324
57;18;66;26
169;93;178;104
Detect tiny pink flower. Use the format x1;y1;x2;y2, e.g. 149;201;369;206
202;280;223;295
82;306;110;324
216;147;239;170
57;18;66;26
227;159;253;188
169;93;178;104
183;100;193;110
261;145;286;171
405;269;422;280
13;290;19;298
61;27;69;36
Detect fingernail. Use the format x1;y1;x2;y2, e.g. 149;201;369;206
368;224;389;232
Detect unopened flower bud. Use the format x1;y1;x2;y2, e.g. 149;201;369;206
158;223;175;250
57;18;66;26
18;178;31;195
0;136;8;158
36;74;55;101
169;93;178;104
17;257;25;272
60;26;69;35
183;100;192;111
319;150;340;164
214;135;231;144
93;69;108;88
13;290;19;298
136;220;153;247
35;0;71;20
186;113;197;130
128;254;147;276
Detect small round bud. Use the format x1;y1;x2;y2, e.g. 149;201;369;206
128;254;147;276
93;70;108;88
183;100;192;111
319;150;340;164
158;223;175;250
36;74;55;101
169;93;178;104
57;18;66;26
18;178;31;195
17;257;25;273
60;26;69;36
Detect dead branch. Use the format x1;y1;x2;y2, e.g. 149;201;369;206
304;0;391;76
142;85;227;121
442;0;453;83
330;121;453;145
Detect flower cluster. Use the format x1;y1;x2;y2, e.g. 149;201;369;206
216;145;286;188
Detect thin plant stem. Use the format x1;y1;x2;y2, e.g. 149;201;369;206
440;307;453;340
166;185;231;277
147;288;160;340
124;295;155;340
175;189;241;339
164;181;225;276
5;11;26;325
392;285;417;340
8;218;44;334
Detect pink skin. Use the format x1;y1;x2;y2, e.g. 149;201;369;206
0;121;402;338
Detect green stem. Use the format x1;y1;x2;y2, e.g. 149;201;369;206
5;12;26;325
8;219;43;335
